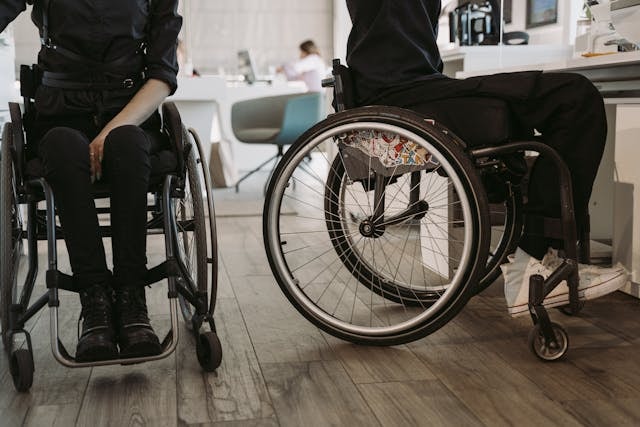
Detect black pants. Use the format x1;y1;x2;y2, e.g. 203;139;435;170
35;114;164;289
375;73;607;259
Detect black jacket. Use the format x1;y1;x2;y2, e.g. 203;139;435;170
345;0;539;107
0;0;181;118
346;0;445;105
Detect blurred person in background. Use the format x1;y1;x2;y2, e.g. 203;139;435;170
277;39;327;92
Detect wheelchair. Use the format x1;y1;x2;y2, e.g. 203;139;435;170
0;72;222;392
263;59;591;361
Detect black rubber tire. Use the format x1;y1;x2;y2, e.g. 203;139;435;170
1;123;23;352
263;106;490;346
475;187;523;294
10;348;34;392
176;133;209;329
188;128;219;316
528;322;569;362
196;331;222;372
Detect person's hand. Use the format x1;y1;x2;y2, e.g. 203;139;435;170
84;78;171;183
89;134;106;182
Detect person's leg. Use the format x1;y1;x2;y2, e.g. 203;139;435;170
481;74;625;313
102;125;161;357
374;74;626;311
392;73;606;259
105;125;152;286
38;127;117;361
511;73;607;259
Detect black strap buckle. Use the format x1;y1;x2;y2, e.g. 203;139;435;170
122;78;134;89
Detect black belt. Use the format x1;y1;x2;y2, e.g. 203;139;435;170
42;70;145;90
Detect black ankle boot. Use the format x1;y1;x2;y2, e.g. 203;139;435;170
114;286;162;358
76;284;118;362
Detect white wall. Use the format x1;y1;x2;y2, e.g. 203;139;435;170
506;0;582;45
0;26;17;111
12;6;39;71
12;1;334;77
13;1;586;76
333;0;350;63
183;0;333;75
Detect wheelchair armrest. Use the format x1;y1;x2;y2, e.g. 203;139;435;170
161;101;186;179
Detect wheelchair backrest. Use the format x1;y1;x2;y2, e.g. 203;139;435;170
323;59;356;113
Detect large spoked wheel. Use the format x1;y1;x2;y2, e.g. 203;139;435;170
263;106;490;345
175;129;215;330
476;187;523;294
1;123;25;352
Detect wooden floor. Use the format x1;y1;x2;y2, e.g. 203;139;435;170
3;177;640;427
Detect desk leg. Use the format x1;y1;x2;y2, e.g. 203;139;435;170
612;103;640;298
590;104;616;242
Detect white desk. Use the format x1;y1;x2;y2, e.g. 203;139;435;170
440;44;573;78
457;51;640;297
167;76;306;178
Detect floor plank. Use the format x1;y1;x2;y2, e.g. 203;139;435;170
2;183;640;426
261;360;380;427
75;318;177;427
177;298;275;425
22;404;81;427
209;419;280;427
0;296;89;426
358;380;482;427
229;273;335;364
562;398;640;427
324;335;437;384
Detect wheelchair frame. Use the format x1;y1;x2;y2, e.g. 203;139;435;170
262;58;591;361
0;98;222;392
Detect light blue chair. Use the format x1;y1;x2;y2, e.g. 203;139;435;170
231;92;324;192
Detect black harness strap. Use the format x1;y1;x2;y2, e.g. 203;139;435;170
37;0;148;89
42;70;144;90
40;0;94;65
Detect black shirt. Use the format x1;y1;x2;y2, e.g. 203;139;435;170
346;0;445;105
0;0;181;117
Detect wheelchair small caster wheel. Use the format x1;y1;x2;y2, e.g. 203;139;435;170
558;301;585;316
528;322;569;362
10;349;34;392
196;331;222;372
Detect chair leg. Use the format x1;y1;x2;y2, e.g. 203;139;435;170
235;153;280;192
263;153;284;196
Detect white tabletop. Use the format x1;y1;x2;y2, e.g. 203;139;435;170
457;50;640;78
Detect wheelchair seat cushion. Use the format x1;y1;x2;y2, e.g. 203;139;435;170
25;149;178;192
411;97;516;147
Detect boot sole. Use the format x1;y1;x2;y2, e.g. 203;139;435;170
75;344;119;363
119;340;163;362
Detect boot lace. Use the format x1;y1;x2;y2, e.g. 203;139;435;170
117;287;151;327
77;285;112;339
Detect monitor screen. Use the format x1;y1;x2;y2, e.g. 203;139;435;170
237;49;257;84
